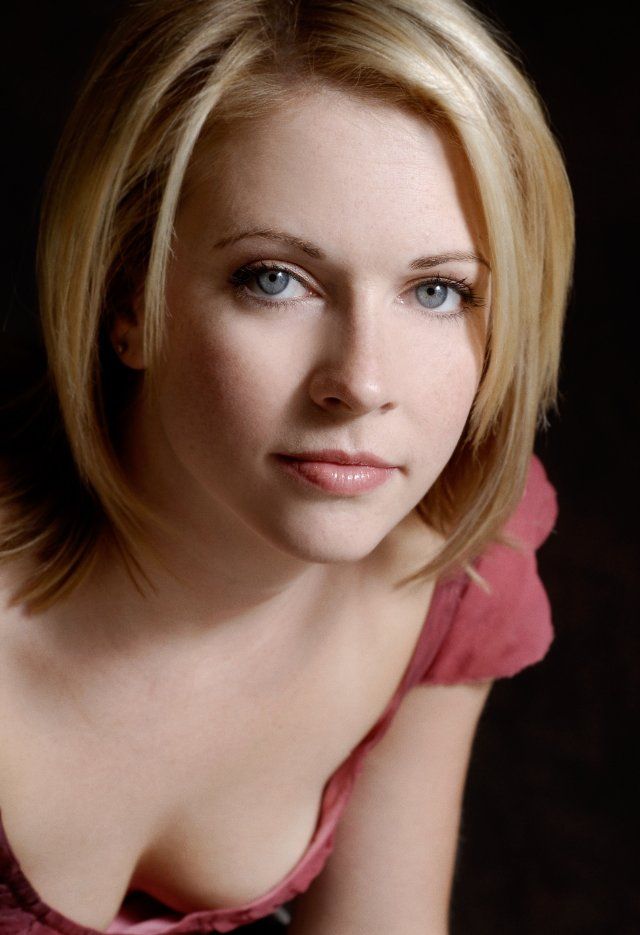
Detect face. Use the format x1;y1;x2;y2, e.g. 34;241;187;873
120;86;490;569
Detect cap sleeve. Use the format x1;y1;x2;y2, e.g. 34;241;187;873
420;454;559;685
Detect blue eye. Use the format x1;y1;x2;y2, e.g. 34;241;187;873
255;268;290;295
413;276;484;318
229;263;310;304
229;264;484;319
416;282;450;309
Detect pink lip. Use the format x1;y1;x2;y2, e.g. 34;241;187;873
279;449;397;469
274;454;396;495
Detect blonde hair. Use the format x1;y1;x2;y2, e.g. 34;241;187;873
0;0;574;612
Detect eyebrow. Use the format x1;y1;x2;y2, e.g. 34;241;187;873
212;226;491;271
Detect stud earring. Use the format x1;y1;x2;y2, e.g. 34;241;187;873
114;340;128;356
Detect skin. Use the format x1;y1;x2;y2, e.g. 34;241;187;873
0;85;493;929
51;84;490;666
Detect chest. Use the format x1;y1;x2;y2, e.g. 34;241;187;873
0;571;436;932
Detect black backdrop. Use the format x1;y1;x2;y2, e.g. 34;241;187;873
2;2;638;933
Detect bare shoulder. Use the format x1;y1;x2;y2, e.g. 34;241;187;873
0;553;36;693
0;537;59;746
0;539;36;647
289;679;493;935
0;494;31;616
0;537;36;798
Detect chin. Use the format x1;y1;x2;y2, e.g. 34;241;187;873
262;513;399;566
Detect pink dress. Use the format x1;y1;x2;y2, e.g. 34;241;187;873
0;454;558;934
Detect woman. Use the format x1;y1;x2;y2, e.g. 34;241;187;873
0;0;574;932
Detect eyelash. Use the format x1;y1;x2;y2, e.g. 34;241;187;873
228;261;485;321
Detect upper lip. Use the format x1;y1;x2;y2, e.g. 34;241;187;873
278;449;397;469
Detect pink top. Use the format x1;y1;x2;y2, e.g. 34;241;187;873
0;454;558;934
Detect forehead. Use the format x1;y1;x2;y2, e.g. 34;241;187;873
180;86;486;258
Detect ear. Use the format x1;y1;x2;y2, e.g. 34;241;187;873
110;281;147;370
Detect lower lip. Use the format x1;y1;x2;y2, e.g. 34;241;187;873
274;456;396;495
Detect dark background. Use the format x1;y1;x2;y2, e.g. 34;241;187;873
2;2;638;933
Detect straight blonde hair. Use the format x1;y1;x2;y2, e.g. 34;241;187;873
0;0;574;612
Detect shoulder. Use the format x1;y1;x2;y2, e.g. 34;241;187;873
289;677;492;933
0;524;36;631
502;453;559;551
420;454;559;685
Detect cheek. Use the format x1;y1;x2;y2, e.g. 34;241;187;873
409;330;483;460
156;313;286;459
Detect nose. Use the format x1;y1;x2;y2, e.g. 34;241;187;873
307;298;398;416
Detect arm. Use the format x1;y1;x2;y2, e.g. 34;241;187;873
287;679;493;935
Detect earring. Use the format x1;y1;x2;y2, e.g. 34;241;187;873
114;339;127;356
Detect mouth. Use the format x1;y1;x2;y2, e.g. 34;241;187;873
276;449;398;469
273;453;397;496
